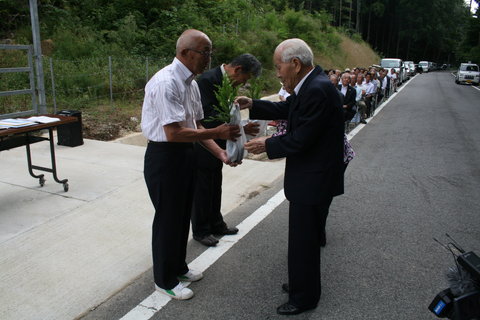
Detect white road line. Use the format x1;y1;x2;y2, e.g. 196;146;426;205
119;190;286;320
120;74;411;320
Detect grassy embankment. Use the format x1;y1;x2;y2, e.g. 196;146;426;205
1;25;379;140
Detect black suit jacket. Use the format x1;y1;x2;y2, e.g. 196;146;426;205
197;67;224;130
250;66;344;205
340;85;357;121
195;66;225;169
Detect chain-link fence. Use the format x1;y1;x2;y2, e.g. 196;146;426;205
1;53;172;139
1;53;170;113
44;55;169;113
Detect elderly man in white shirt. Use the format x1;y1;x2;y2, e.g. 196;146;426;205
381;69;388;98
355;73;368;124
364;73;376;118
388;68;398;92
142;29;240;300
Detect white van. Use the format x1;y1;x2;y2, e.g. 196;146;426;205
381;58;405;84
419;61;429;72
455;63;480;85
406;61;415;75
402;62;409;80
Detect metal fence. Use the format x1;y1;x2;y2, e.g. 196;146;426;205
0;44;38;119
1;54;168;118
47;56;168;112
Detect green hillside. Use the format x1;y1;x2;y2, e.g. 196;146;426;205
1;0;382;139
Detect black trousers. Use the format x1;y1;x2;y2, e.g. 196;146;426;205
288;196;333;308
365;96;373;118
191;143;227;237
144;142;195;289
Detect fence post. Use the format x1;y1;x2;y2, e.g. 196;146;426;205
109;56;113;105
146;57;149;83
49;57;57;113
29;0;47;114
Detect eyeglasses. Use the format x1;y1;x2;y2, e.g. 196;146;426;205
187;48;213;57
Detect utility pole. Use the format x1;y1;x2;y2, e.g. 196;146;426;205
29;0;46;114
339;0;343;27
349;0;353;29
356;0;361;33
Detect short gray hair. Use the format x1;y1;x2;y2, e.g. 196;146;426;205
276;38;314;66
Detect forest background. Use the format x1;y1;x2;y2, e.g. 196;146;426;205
0;0;479;140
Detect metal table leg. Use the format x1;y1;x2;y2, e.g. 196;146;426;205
25;133;46;187
25;129;69;192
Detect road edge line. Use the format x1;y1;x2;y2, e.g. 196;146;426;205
119;190;286;320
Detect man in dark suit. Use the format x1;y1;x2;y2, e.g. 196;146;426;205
237;39;344;315
192;54;262;246
339;72;357;126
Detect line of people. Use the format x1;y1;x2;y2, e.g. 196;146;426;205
325;67;399;129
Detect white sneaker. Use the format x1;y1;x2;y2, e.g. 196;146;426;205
177;269;203;282
155;282;193;300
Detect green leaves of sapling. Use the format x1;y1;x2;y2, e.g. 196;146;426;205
207;75;238;123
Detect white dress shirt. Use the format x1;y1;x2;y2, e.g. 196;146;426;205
293;68;315;95
278;86;290;100
382;76;388;90
141;58;204;142
365;81;376;95
355;83;367;101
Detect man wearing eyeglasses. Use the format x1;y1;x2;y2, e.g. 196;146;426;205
141;29;240;300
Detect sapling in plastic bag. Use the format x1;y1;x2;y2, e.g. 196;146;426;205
227;103;247;163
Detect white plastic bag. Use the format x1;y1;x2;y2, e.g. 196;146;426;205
226;103;247;163
243;119;268;141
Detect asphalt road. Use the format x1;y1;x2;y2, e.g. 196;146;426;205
81;71;480;320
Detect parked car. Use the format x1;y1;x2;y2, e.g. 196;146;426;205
415;63;423;73
455;63;480;85
419;61;430;72
381;58;405;84
402;61;411;80
409;62;416;75
404;61;415;76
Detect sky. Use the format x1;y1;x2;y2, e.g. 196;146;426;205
465;0;479;14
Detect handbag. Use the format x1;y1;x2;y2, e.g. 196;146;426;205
344;134;355;164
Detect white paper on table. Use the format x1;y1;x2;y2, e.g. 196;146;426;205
0;118;36;128
27;116;61;124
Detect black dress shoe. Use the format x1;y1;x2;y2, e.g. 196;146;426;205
212;226;238;236
277;302;316;315
193;234;218;247
282;283;289;293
